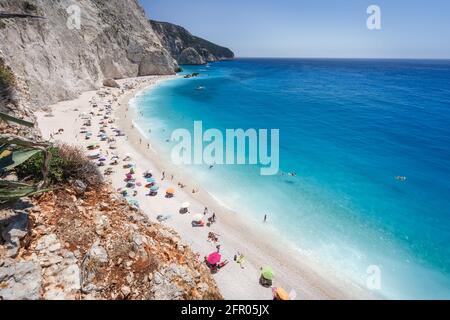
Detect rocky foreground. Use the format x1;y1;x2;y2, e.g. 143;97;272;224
0;183;222;300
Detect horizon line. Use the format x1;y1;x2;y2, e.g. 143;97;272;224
233;56;450;61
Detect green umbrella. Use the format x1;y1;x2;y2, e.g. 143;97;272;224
261;266;275;280
150;185;159;192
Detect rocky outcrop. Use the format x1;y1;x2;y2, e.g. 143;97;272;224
103;79;120;89
150;20;234;65
0;0;178;109
0;185;222;300
178;47;205;65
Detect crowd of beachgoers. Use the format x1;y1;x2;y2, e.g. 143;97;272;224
44;80;291;301
37;76;371;300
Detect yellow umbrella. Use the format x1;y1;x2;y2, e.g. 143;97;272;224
275;287;290;300
166;187;175;195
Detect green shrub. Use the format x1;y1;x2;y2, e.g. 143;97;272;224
23;2;38;12
0;58;15;88
0;20;6;30
16;143;102;187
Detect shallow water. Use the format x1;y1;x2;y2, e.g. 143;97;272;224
132;58;450;299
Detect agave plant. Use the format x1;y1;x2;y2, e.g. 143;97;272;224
0;112;50;203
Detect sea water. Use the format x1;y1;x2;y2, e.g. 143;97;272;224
132;58;450;299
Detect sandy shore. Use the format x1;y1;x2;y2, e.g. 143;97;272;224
36;75;374;300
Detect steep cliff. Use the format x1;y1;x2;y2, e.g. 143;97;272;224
0;2;224;301
150;20;234;65
0;0;178;109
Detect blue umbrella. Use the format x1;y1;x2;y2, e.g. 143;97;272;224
150;185;159;192
146;177;156;183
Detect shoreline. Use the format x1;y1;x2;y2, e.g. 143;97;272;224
36;75;376;300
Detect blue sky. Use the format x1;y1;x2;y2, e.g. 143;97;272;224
140;0;450;59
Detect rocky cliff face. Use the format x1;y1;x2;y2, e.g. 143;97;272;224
0;184;223;300
150;20;234;65
0;0;178;109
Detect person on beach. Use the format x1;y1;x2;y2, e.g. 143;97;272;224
139;138;142;144
147;143;150;149
162;171;165;180
216;244;221;253
204;207;208;215
212;212;216;222
264;214;267;223
236;253;245;269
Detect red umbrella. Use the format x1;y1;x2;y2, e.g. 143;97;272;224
207;252;221;265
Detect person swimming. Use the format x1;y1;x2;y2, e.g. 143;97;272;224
395;176;407;181
281;171;297;177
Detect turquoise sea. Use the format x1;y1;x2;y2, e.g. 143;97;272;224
132;59;450;299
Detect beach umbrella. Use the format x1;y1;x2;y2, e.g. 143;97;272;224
150;185;159;191
274;288;289;300
146;177;156;183
181;202;190;209
207;252;222;265
88;151;100;159
166;187;175;195
143;170;153;177
128;199;139;208
261;266;275;281
261;266;275;280
193;214;203;223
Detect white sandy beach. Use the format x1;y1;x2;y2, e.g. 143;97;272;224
36;75;375;300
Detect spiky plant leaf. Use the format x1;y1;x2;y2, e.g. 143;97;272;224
0;148;42;171
0;134;49;148
0;180;47;203
0;144;7;153
0;111;34;127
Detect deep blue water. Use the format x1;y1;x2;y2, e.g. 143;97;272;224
132;59;450;299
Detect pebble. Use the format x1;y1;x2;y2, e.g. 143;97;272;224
121;285;131;297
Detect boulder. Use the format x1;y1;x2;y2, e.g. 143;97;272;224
0;259;42;300
1;210;29;258
73;179;87;195
80;241;109;293
102;79;120;89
